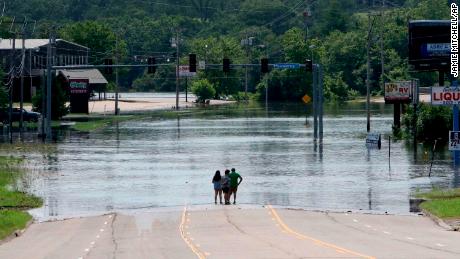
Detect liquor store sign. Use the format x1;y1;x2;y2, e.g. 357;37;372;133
431;87;460;105
69;79;89;94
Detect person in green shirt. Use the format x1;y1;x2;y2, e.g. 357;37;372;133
228;168;243;204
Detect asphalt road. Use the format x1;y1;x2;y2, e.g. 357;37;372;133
0;206;459;259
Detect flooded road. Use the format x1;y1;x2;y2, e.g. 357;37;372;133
3;102;459;220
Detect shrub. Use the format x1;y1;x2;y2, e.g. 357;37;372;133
191;79;216;103
402;103;452;142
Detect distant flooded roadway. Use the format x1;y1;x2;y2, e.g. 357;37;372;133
2;101;459;220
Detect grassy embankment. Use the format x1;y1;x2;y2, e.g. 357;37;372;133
0;156;42;240
416;188;460;219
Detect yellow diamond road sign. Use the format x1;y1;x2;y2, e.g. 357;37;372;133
302;94;311;104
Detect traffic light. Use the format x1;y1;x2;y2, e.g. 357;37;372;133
148;57;156;74
261;58;269;73
305;59;313;72
189;54;196;72
223;58;230;73
104;58;113;74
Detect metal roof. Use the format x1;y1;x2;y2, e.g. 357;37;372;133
0;39;89;50
58;69;108;85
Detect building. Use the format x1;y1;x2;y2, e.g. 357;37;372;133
0;38;108;104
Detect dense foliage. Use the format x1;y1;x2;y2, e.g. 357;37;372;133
2;0;450;102
402;104;453;142
191;79;216;103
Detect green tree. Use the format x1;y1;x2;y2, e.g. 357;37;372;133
192;79;216;103
59;21;127;64
32;78;69;120
402;104;452;142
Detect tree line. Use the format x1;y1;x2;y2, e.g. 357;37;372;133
1;0;450;102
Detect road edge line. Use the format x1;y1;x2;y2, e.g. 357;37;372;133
267;205;376;259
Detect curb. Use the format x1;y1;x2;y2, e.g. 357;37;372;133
420;208;456;231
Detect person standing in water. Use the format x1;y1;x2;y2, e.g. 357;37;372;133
212;170;223;204
229;168;243;204
222;170;231;205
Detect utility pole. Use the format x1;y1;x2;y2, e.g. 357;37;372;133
380;0;385;90
366;12;372;133
115;35;119;115
175;29;180;110
318;64;323;142
20;30;25;133
8;35;16;144
313;64;318;141
244;33;250;102
46;29;55;141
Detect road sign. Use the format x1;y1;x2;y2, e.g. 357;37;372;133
273;63;300;69
178;65;197;77
384;81;413;104
302;94;311;104
366;133;381;149
199;61;205;70
431;87;460;105
450;131;460;151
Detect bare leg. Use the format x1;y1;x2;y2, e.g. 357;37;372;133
214;190;218;204
233;189;237;204
218;190;223;204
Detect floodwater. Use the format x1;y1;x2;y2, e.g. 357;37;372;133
2;101;459;220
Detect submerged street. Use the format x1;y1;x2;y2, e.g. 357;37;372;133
0;102;455;220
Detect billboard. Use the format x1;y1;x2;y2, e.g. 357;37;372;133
409;20;450;71
431;87;460;105
384;81;413;104
450;131;460;151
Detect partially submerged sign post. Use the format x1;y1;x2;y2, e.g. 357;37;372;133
449;131;460;151
366;133;382;149
385;81;414;129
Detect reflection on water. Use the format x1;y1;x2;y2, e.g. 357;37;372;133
1;102;458;220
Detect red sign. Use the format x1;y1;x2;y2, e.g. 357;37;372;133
431;87;460;105
69;79;89;94
384;81;413;103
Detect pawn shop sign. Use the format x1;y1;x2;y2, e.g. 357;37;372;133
302;94;311;104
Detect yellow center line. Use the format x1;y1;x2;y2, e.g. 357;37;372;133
179;207;207;259
267;205;376;259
